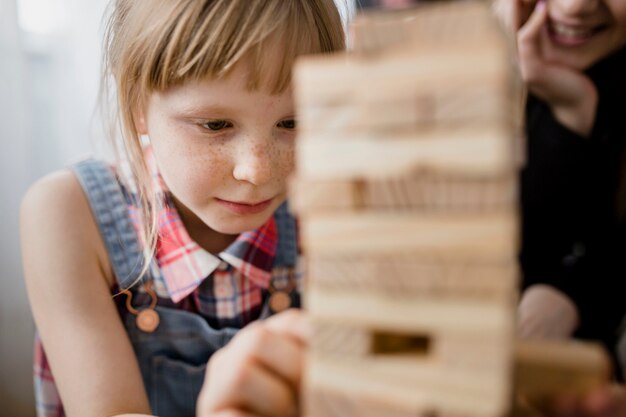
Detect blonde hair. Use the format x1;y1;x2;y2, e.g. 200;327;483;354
101;0;345;287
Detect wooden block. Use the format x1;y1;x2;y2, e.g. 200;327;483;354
400;1;510;52
350;11;415;56
305;287;513;334
306;354;511;417
307;253;518;303
349;1;509;55
288;176;365;214
297;126;515;180
294;46;511;110
301;211;518;263
310;319;514;373
514;340;611;401
298;84;517;135
290;172;517;214
310;321;373;357
304;384;492;417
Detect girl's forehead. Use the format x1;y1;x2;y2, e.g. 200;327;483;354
151;64;294;110
226;45;296;93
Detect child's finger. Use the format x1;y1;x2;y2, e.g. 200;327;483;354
264;308;312;345
204;353;298;417
231;320;305;388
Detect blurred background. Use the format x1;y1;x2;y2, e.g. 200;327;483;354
0;0;413;415
1;0;114;415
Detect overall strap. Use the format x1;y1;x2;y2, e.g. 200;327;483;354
71;159;147;289
272;202;298;268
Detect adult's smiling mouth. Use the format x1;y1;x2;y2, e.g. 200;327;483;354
547;19;608;46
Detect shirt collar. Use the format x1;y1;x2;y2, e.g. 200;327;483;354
155;202;277;302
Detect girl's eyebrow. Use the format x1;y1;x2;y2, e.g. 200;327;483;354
174;103;240;116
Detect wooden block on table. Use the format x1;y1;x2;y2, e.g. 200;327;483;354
304;383;499;417
305;354;512;417
514;339;611;401
301;211;518;263
305;384;422;417
297;126;516;180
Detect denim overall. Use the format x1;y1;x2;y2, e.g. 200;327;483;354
72;159;299;417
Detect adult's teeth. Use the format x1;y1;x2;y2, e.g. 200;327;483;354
551;22;593;38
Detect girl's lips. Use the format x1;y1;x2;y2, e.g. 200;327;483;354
215;198;273;215
547;19;606;47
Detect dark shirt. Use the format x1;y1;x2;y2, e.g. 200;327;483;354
521;46;626;369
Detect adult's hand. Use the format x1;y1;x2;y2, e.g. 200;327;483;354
518;284;580;340
494;0;598;137
546;385;626;417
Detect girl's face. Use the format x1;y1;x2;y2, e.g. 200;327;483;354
540;0;626;69
140;62;296;239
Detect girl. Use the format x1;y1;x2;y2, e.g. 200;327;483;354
20;1;345;416
495;0;626;415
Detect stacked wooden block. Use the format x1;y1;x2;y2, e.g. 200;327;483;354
291;2;523;416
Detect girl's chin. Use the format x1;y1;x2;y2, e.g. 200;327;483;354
542;31;622;71
542;45;596;71
209;215;273;236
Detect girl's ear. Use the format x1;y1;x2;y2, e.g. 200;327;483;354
134;109;148;135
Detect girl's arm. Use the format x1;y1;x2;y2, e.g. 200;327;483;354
20;170;152;417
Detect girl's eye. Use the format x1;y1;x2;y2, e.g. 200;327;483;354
277;119;296;129
204;120;232;131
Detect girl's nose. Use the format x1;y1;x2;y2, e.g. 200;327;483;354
232;140;273;186
551;0;600;17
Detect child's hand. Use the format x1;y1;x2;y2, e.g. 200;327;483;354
518;284;579;340
496;0;598;137
196;309;310;417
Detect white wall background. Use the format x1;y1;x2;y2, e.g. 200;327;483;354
0;1;354;415
0;0;108;415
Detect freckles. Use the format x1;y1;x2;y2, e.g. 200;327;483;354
275;144;295;175
209;142;232;184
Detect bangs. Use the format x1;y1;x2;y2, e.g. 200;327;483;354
137;0;345;95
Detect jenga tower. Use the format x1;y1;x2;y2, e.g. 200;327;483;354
291;2;522;417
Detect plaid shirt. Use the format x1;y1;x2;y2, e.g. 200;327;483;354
34;151;298;417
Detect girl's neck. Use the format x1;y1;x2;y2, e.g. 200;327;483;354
171;196;237;254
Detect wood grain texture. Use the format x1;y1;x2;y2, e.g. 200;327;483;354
306;253;518;302
514;340;611;400
301;211;519;262
297;127;515;180
290;173;517;214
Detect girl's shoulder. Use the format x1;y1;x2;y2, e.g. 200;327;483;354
20;168;114;288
